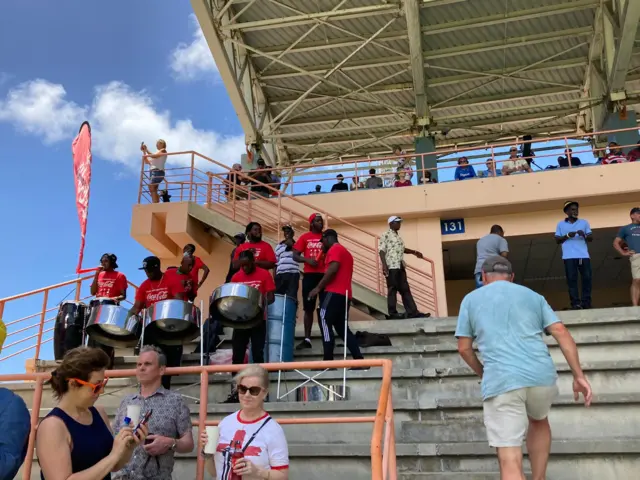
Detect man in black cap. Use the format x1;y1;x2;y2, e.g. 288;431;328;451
455;256;591;480
614;207;640;306
554;201;593;309
130;256;184;389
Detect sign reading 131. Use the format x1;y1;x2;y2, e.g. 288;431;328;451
441;218;465;235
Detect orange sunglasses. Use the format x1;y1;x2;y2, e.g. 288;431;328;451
71;378;109;395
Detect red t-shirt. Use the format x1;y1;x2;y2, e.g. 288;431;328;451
293;232;325;273
231;267;276;296
233;241;276;265
95;271;127;298
394;180;412;187
324;243;353;298
190;256;206;286
165;267;196;300
135;275;181;308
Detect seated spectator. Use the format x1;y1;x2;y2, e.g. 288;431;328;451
226;163;246;199
454;156;477;181
558;149;582;168
627;141;640;162
421;170;438;184
603;142;628;164
309;185;322;194
350;175;364;191
502;147;532;175
393;145;413;181
331;174;349;192
365;168;383;189
394;170;412;187
478;159;500;177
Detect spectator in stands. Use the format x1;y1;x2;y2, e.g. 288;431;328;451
331;174;349;192
613;207;640;306
225;233;246;283
37;347;148;480
502;147;532;175
455;256;592;480
141;139;168;204
555;201;593;309
0;324;31;480
393;145;413;181
474;225;509;289
275;225;300;298
184;243;210;292
309;185;322;194
421;170;438;184
249;159;273;198
454;156;477;181
365;168;383;189
558;148;582;168
201;365;289;479
226;163;245;200
602;142;628;164
627;141;640;162
350;175;364;190
379;216;428;319
478;159;500;177
394;169;412;187
112;346;194;480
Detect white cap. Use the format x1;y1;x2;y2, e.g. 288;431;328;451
388;215;403;224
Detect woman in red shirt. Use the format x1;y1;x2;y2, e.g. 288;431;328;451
183;243;210;292
90;254;127;302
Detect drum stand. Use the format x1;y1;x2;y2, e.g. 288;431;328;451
276;290;349;401
179;300;206;404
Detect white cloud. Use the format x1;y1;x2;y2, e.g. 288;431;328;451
0;79;244;169
169;15;219;82
0;79;87;143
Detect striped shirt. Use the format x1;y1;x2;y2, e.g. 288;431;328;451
275;242;300;275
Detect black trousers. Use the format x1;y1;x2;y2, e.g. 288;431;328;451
231;320;267;364
318;292;363;361
564;258;592;308
386;268;418;316
142;336;183;389
275;272;300;298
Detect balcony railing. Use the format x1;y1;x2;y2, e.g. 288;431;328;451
138;152;439;316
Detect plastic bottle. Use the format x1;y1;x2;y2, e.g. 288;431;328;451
228;439;244;480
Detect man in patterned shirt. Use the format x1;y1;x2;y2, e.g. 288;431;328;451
379;216;429;319
113;346;194;480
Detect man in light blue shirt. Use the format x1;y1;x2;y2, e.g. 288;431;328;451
554;201;593;309
455;256;592;480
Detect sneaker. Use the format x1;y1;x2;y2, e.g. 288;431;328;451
296;339;312;350
223;391;239;403
387;313;404;320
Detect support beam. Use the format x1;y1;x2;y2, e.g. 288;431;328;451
577;6;606;132
404;0;429;120
607;0;640;95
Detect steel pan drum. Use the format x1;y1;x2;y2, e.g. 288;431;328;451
85;304;142;348
54;301;88;360
144;299;200;345
210;283;264;329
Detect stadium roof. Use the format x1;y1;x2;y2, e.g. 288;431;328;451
192;0;640;165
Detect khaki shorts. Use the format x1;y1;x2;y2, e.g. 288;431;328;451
483;385;558;448
631;254;640;280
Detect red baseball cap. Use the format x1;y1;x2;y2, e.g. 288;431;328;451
308;213;321;224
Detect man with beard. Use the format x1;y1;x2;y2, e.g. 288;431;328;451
293;213;325;350
232;222;276;271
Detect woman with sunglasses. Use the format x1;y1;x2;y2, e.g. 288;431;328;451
201;365;289;479
36;347;149;480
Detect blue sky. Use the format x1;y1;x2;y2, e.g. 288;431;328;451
0;1;245;371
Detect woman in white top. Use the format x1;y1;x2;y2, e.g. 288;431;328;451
201;365;289;479
141;139;168;203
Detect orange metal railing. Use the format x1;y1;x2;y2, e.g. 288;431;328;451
3;358;397;480
139;151;439;316
0;276;138;367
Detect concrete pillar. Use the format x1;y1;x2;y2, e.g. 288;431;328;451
413;217;447;317
414;136;438;183
604;110;639;154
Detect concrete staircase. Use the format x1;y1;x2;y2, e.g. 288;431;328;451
12;306;640;479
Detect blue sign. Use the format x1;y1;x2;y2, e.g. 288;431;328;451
441;218;465;235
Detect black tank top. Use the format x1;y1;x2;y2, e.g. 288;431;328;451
40;406;114;480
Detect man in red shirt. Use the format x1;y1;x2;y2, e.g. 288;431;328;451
230;250;276;366
165;255;196;301
293;213;325;350
130;256;184;389
183;243;210;292
233;222;277;270
309;229;366;368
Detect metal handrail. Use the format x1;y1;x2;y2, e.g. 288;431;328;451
3;358;396;480
139;151;439;315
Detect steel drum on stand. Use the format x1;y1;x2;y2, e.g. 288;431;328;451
265;294;296;363
54;301;88;360
143;299;200;346
210;283;264;329
85;304;142;348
